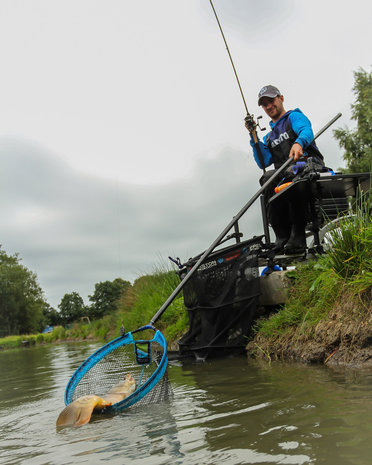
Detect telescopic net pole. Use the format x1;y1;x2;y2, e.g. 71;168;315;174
150;156;292;325
313;113;341;140
150;113;342;325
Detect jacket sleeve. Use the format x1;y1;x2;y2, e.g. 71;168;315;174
289;111;315;149
250;134;273;168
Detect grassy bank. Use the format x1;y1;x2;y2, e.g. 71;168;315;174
0;326;72;350
247;199;372;366
0;267;188;352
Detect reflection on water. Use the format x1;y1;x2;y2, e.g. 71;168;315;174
0;343;372;464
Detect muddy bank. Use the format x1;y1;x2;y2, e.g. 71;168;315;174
247;290;372;368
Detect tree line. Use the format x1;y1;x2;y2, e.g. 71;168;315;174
0;246;131;336
0;248;48;336
56;278;131;325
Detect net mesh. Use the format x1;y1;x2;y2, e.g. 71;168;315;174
65;327;172;412
178;237;261;356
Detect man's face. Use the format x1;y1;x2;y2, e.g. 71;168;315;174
260;95;285;122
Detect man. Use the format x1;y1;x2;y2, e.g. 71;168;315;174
246;85;324;254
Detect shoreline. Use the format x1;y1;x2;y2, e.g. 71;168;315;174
246;289;372;368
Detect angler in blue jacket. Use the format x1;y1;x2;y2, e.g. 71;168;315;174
246;85;324;254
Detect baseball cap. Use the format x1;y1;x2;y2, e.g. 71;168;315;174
258;85;281;105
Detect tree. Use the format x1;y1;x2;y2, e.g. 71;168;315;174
43;303;62;326
58;292;85;324
334;68;372;173
0;247;48;335
88;278;131;319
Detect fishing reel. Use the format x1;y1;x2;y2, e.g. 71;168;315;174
244;114;266;134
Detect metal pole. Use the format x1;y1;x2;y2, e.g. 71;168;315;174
313;112;341;140
150;157;292;325
150;109;341;324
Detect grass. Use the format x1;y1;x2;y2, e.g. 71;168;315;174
0;327;65;350
255;192;371;338
116;266;189;343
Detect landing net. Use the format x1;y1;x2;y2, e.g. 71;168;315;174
64;325;172;412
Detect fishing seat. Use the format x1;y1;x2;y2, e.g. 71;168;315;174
266;171;370;252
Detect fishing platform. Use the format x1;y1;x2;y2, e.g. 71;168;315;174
172;170;370;360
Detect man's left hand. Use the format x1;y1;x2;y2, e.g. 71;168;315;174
289;143;303;162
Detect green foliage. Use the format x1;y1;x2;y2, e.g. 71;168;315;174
321;195;371;289
0;247;48;335
88;278;131;319
0;335;24;349
43;304;62;326
27;335;36;345
0;265;188;350
256;199;371;337
117;266;188;343
36;333;45;343
255;260;340;337
334;68;372;172
50;325;67;340
58;292;86;324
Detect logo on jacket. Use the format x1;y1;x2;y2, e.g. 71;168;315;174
271;131;289;146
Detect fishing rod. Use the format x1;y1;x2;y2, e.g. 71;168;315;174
208;0;267;172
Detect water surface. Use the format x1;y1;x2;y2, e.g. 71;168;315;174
1;343;371;464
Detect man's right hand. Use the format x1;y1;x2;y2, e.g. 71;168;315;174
289;143;303;162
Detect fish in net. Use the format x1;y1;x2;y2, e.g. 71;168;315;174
63;325;172;419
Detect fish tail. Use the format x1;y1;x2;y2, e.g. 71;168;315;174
56;395;111;427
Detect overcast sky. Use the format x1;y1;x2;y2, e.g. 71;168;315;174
0;0;371;309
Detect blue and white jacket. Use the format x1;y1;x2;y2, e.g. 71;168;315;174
250;109;323;169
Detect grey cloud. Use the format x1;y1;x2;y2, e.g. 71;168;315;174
200;0;297;37
0;137;263;308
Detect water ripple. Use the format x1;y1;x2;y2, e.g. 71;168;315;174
1;345;372;464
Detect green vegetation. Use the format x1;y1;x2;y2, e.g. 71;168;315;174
0;328;63;350
334;67;372;173
116;267;188;344
0;265;188;351
57;278;131;325
254;194;371;338
0;248;49;336
89;278;131;319
58;292;86;324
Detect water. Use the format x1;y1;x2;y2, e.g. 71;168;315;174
1;343;372;465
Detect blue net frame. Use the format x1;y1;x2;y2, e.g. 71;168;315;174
64;325;171;412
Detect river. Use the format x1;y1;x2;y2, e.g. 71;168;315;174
0;342;371;464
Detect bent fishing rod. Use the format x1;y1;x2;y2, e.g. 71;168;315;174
150;112;342;326
208;0;267;172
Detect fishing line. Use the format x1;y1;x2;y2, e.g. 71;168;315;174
209;0;266;172
209;0;248;114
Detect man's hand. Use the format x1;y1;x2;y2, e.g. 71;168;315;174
289;143;303;162
244;115;255;132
